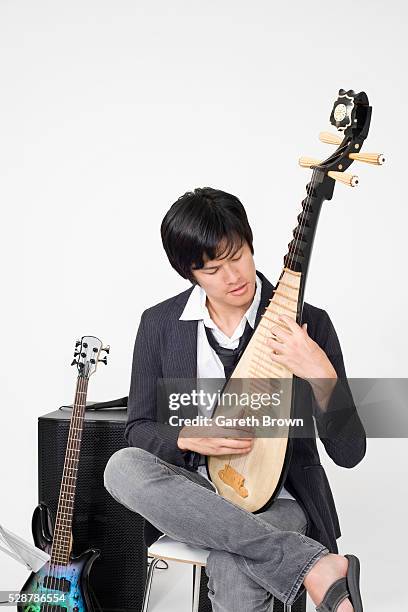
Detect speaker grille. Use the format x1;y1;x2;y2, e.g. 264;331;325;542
38;409;147;612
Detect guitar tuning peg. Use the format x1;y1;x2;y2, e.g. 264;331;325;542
75;340;81;347
299;157;321;168
98;356;108;365
327;170;359;187
319;131;342;145
74;351;80;357
71;359;78;366
101;345;110;354
348;152;385;165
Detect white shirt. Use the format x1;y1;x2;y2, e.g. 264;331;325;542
179;273;295;500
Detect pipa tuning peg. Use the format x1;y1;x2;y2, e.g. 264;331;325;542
327;171;359;187
299;157;321;168
348;152;385;165
319;131;342;145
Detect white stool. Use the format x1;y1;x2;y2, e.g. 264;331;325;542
142;535;210;612
141;535;296;612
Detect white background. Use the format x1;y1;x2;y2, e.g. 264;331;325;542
0;1;407;610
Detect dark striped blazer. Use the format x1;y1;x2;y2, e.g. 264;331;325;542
125;269;366;552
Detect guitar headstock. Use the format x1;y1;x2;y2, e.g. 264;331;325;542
299;89;385;196
71;336;110;378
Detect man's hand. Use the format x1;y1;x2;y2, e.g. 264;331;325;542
264;314;338;412
177;409;255;455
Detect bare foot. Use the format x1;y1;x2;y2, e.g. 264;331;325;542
303;553;353;611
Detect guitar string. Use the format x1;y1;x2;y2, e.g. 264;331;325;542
224;167;318;486
47;375;87;605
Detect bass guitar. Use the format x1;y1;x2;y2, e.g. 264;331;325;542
18;336;109;612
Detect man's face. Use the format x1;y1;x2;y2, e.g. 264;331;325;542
191;240;256;307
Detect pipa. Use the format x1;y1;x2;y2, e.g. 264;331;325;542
206;89;384;511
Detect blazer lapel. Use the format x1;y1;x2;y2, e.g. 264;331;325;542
177;319;198;379
169;270;274;379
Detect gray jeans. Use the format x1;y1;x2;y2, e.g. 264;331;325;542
103;447;330;610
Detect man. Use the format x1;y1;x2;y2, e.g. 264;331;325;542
104;187;366;611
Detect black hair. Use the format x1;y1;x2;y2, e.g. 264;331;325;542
160;187;254;284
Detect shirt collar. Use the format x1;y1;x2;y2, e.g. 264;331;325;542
179;273;262;330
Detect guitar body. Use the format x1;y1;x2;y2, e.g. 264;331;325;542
18;503;100;612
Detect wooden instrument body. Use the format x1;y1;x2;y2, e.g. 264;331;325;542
206;269;303;512
18;503;99;612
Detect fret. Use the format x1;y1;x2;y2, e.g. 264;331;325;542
248;381;274;395
50;549;70;556
270;297;297;313
282;267;301;278
260;312;278;325
267;304;296;319
59;493;75;500
252;345;272;360
276;279;299;291
252;348;285;372
57;503;74;511
52;548;70;555
52;533;71;540
249;367;268;378
273;288;298;303
51;541;71;548
256;327;273;340
262;312;292;332
57;498;74;505
249;362;276;378
56;506;73;513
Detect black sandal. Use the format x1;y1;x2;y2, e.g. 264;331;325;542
315;554;363;611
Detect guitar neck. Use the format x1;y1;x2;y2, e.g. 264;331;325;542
50;376;88;565
280;169;332;321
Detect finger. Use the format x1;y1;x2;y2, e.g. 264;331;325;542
220;427;255;436
270;324;291;342
264;337;286;353
218;438;254;448
219;447;252;454
278;314;301;334
269;351;286;364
